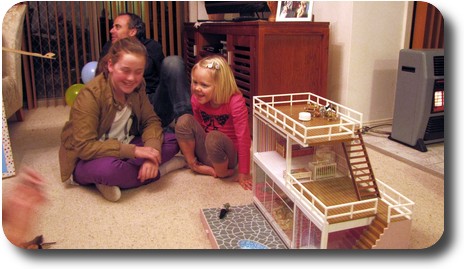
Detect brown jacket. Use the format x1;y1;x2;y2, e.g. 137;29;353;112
59;74;163;182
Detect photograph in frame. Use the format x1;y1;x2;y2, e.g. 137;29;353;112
276;1;313;22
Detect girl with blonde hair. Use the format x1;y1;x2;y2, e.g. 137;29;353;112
175;55;252;189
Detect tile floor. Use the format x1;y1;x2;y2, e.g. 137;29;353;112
361;125;444;178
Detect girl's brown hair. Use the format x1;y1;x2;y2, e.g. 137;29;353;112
97;37;147;78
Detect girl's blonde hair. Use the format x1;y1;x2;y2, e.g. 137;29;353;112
192;55;241;104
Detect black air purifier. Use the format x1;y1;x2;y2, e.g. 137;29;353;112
389;49;444;152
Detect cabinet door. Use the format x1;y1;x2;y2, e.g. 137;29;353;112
260;32;328;97
228;35;256;113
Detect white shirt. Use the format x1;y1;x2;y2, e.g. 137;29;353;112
100;105;134;144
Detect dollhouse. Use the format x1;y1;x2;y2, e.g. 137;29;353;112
251;92;414;249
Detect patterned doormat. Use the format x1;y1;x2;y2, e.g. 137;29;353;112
200;203;287;249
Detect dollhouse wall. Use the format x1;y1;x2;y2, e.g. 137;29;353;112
372;219;412;249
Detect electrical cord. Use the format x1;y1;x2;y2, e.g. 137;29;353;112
361;124;392;135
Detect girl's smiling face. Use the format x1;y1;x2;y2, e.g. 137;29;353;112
108;53;146;97
191;67;216;106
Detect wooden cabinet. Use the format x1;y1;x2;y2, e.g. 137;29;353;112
183;21;329;113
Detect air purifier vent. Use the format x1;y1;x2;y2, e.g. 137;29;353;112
434;56;444;76
424;115;444;141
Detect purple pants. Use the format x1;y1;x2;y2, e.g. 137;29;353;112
73;133;179;189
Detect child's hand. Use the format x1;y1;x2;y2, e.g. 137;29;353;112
238;173;252;190
134;146;161;165
138;160;159;183
3;167;47;247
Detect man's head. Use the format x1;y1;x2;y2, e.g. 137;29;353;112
109;12;145;43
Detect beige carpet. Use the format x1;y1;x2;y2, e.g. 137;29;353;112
2;106;444;249
362;125;444;178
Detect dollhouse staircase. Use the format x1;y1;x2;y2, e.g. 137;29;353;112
352;217;387;249
342;130;381;200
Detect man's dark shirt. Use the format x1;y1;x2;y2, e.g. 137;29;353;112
100;37;165;94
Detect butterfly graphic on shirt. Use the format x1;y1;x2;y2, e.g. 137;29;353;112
200;110;229;131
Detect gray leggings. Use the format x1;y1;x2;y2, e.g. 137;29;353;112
175;114;237;169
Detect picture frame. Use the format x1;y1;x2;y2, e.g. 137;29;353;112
276;1;314;22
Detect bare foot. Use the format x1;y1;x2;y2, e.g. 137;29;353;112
190;161;217;177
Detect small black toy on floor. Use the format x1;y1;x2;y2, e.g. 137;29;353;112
219;203;231;219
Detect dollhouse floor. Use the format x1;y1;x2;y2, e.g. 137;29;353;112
297;177;400;224
258;103;356;145
200;204;287;249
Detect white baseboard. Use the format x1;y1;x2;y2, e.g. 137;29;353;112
363;118;392;128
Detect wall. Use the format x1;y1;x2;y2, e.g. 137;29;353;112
313;1;412;124
190;1;413;124
188;1;208;22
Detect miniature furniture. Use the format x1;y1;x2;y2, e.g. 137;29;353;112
183;21;329;120
2;3;27;121
251;92;415;249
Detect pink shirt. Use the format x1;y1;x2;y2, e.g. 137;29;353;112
192;93;251;175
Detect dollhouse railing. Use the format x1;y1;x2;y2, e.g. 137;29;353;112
286;175;414;224
253;93;363;146
376;179;415;222
286;175;379;223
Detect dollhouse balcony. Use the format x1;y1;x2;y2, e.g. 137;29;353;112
254;150;414;226
287;173;415;224
253;92;363;146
